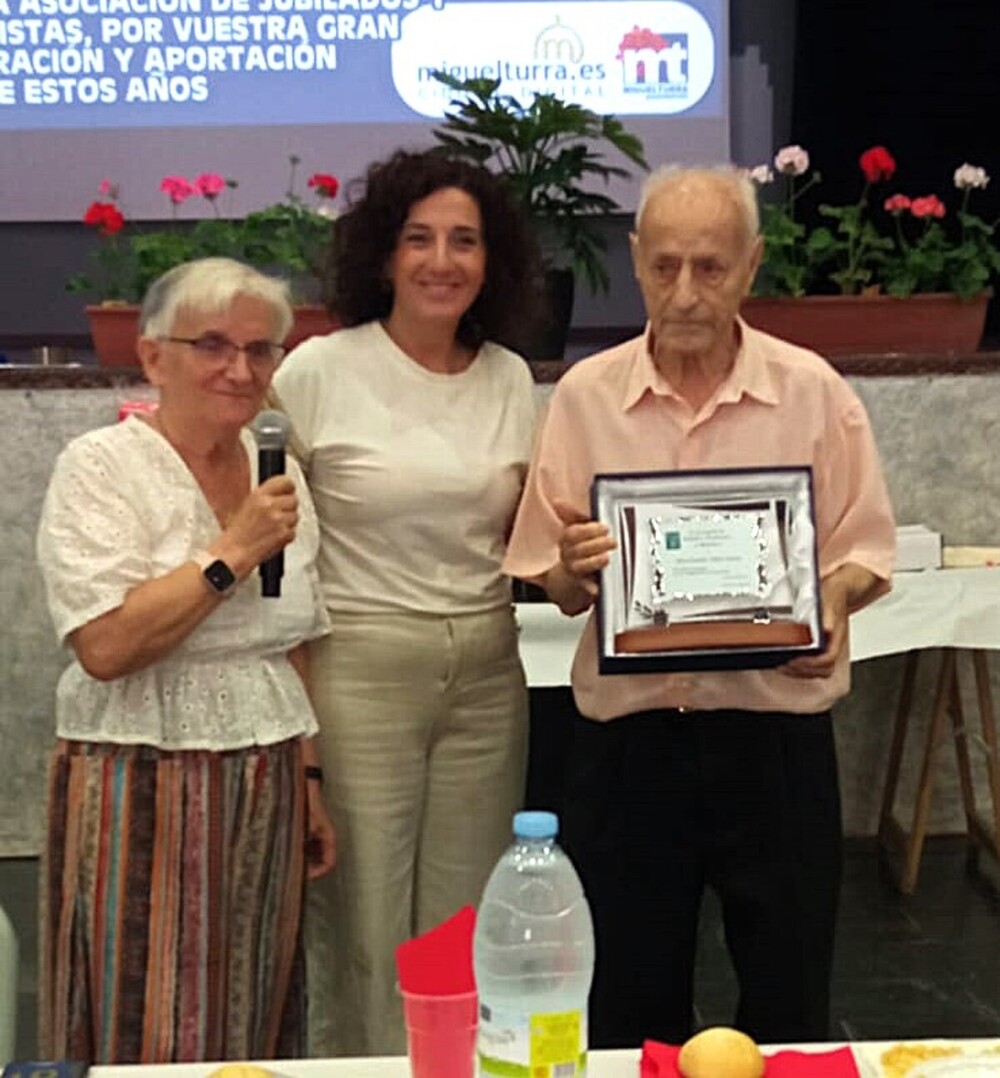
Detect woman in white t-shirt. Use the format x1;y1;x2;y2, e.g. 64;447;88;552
36;258;335;1064
271;149;543;1057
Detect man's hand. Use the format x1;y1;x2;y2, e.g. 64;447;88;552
781;563;885;680
541;502;618;616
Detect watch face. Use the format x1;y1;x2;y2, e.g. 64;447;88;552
203;559;237;594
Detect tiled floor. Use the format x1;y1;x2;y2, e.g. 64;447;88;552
695;838;1000;1040
2;839;1000;1060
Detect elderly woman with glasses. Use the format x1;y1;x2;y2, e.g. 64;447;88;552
35;257;335;1065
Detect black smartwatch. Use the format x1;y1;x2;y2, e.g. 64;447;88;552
193;551;238;597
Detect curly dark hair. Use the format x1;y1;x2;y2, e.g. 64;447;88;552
324;148;544;350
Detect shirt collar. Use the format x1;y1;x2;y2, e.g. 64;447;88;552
621;317;780;413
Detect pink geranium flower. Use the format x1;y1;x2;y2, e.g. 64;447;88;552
883;194;912;214
160;175;195;205
774;145;809;176
910;195;946;219
194;172;227;199
743;164;774;186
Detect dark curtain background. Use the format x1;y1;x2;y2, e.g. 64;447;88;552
791;0;1000;337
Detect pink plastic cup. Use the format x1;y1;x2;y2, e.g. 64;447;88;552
402;989;478;1078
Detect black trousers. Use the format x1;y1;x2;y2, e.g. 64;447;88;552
561;707;842;1048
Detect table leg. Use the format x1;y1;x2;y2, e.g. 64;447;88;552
971;650;1000;858
900;649;957;894
948;656;976;829
878;650;921;842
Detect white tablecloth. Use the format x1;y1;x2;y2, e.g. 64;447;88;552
517;566;1000;687
85;1038;1000;1076
89;1054;639;1077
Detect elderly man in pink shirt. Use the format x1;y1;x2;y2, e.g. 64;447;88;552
504;166;896;1049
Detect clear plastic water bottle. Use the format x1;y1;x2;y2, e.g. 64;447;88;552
474;810;595;1077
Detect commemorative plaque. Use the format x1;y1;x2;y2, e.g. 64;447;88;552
591;467;825;674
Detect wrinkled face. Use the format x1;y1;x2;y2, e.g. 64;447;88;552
386;186;487;329
630;178;761;364
139;293;280;430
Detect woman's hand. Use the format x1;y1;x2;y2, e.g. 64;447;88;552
305;781;337;880
70;478;299;681
214;475;299;578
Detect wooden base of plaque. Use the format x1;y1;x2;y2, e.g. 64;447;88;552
614;620;813;654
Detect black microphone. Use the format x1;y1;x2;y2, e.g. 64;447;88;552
251;409;291;598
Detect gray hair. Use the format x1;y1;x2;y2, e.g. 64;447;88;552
139;257;294;341
635;165;760;246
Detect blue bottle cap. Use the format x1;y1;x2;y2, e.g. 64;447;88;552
513;810;559;839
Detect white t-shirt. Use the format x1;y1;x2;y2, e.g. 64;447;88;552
37;416;330;750
272;321;538;616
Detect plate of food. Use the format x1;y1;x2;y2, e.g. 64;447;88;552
856;1043;1000;1078
907;1061;1000;1077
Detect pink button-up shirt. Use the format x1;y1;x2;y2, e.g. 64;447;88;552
504;321;896;720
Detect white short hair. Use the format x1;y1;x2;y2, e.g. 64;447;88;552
635;165;760;247
140;257;294;341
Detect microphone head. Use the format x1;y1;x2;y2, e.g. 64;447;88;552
252;409;291;450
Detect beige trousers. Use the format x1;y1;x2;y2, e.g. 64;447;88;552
304;605;529;1057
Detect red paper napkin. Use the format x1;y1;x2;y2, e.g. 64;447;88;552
640;1039;861;1077
395;905;476;995
118;400;158;422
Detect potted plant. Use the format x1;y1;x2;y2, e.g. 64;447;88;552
71;157;341;365
431;72;647;359
742;145;1000;355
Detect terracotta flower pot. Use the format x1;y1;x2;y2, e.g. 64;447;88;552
87;304;340;367
740;292;990;356
86;303;141;367
284;305;340;350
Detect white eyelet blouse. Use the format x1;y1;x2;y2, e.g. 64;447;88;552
36;416;330;750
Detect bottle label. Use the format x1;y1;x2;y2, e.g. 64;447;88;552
478;1005;587;1077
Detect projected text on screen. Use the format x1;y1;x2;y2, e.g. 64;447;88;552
0;0;724;126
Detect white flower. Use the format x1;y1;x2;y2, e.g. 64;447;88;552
954;163;990;190
774;145;810;176
748;164;774;185
315;204;339;219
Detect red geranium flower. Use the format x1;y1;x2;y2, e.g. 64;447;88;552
83;200;125;235
910;195;946;219
308;172;340;199
859;145;896;183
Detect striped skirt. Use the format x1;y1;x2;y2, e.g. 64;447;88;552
39;739;307;1064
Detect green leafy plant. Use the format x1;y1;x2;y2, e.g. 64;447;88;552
69;157;339;304
747;147;1000;299
431;72;647;293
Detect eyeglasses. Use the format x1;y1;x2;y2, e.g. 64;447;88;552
162;333;286;368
